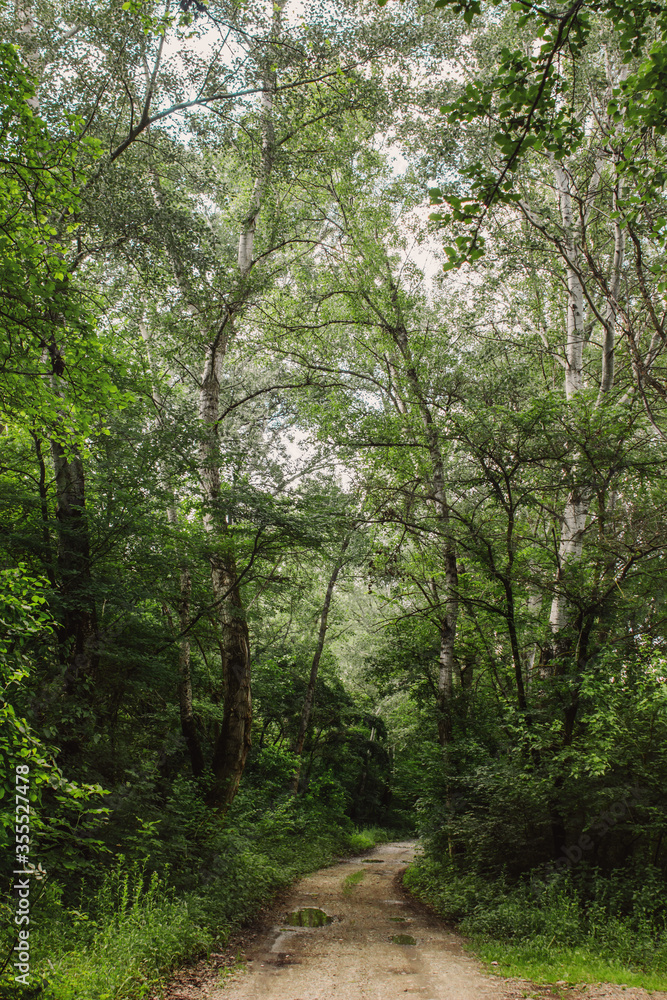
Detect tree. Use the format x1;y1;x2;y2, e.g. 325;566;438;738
3;0;439;810
291;528;354;791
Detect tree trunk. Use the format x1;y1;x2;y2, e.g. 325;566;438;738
547;161;624;663
175;560;205;777
391;320;459;746
291;534;352;793
548;491;588;653
547;163;588;654
17;19;97;693
197;319;253;812
436;617;454;745
50;436;97;694
207;553;252;809
16;0;40;108
199;3;286;811
524;589;542;690
31;433;56;589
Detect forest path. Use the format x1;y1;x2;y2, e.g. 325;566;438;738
161;840;666;1000
210;839;510;1000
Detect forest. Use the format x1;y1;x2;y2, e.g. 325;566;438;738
1;0;667;996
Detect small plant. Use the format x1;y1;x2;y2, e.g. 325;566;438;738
342;870;366;895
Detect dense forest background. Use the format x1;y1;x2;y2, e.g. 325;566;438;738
2;0;667;995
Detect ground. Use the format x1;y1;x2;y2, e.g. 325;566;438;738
153;841;667;1000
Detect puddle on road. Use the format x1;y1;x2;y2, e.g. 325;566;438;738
391;933;418;946
285;907;333;927
361;859;384;863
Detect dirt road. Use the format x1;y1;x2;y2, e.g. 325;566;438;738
163;840;667;1000
212;840;508;1000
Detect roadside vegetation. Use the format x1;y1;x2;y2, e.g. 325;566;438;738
405;858;667;991
1;763;394;1000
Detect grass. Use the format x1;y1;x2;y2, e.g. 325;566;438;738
3;867;213;1000
403;855;667;993
342;870;366;895
474;938;667;992
0;816;394;1000
347;828;386;852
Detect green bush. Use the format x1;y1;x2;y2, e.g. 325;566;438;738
0;791;391;1000
404;855;667;976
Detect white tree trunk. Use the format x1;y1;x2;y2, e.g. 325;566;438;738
525;589;543;688
554;163;585;402
599;186;624;399
237;2;286;275
201;0;286;809
16;0;40;107
548;163;588;644
391;321;458;743
548;161;625;650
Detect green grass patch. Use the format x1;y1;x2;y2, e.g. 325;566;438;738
347;826;391;852
342;870;366;895
474;938;667;992
404;855;667;992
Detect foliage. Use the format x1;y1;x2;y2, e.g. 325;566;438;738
424;0;667;268
0;567;107;857
0;780;390;1000
405;855;667;988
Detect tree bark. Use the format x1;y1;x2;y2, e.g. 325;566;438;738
291;533;352;793
194;305;252;811
599;185;624;400
16;0;40;108
524;589;542;690
546;145;625;664
436;615;455;745
50;436;97;694
206;552;252;808
201;2;286;811
31;433;56;589
173;540;204;778
391;318;459;746
548;163;588;653
24;0;98;693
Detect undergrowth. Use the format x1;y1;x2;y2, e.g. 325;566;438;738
0;783;394;1000
404;854;667;990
